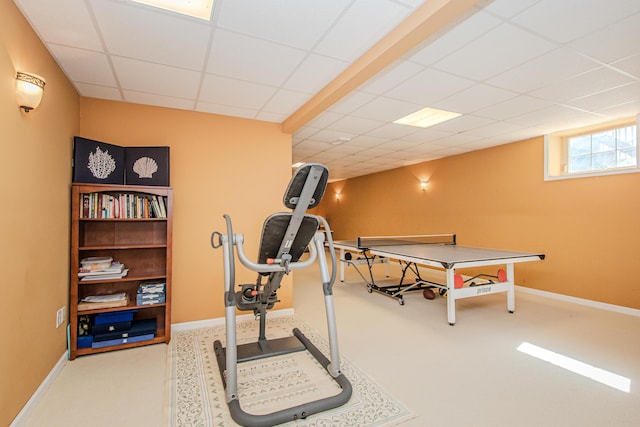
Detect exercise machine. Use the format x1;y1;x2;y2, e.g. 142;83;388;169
210;163;351;426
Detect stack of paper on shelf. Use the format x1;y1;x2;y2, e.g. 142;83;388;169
137;282;166;306
78;292;128;311
78;260;128;281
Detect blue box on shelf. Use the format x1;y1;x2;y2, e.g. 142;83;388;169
77;335;93;349
94;309;137;325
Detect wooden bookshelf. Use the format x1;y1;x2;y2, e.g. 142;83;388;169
69;184;173;359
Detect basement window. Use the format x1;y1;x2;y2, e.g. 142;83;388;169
545;115;639;180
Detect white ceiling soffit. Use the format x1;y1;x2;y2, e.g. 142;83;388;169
14;0;640;181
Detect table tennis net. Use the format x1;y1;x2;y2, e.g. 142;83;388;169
356;234;456;249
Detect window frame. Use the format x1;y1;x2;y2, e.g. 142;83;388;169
544;115;640;181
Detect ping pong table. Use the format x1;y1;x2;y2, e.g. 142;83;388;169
333;234;544;325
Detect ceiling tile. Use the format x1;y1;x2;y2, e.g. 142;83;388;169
123;91;196;110
326;115;385;134
474;95;553;121
463;120;522;138
196;102;257;120
261;89;309;115
15;0;102;50
283;54;348;94
611;54;640;79
347;135;392;147
407;10;501;67
294;140;333;153
199;74;277;108
388;68;475;105
487;47;601;93
482;0;539;18
92;0;211;70
426;133;478;146
323;144;366;156
597;100;640;118
255;111;288;123
307;129;356;143
359;60;424;95
506;105;606;132
434;83;517;114
48;44;117;87
566;82;640;113
74;83;122;101
292;126;321;142
399;128;452;143
328;91;378;115
429;115;493;133
215;0;351;50
379;139;423;150
429;146;469;157
314;0;413;61
208;29;306;87
365;123;419;139
306;111;343;129
569;12;640;64
529;66;636;103
397;141;440;154
112;57;201;98
351;96;423;122
512;0;640;44
433;22;556;81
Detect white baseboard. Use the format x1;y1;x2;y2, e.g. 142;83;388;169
516;286;640;317
10;351;67;427
171;308;295;333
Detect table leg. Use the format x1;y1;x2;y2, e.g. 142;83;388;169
507;263;515;313
446;268;456;325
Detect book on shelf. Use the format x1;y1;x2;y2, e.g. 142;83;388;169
80;192;167;219
78;292;129;311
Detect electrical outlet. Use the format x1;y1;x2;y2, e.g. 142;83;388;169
56;306;66;328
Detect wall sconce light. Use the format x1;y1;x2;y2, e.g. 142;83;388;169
335;192;341;200
420;180;428;190
16;72;46;112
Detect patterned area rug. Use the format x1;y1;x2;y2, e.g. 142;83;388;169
165;316;414;426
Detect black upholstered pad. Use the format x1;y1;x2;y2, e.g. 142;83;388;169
257;213;319;264
283;163;328;209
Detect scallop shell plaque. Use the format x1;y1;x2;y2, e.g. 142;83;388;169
133;156;158;178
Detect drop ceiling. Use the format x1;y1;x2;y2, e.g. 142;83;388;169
14;0;640;181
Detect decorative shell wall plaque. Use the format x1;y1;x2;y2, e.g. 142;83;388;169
87;146;117;179
124;146;169;186
133;156;158;178
73;136;124;184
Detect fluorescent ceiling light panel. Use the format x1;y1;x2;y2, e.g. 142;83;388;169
394;107;461;128
131;0;214;20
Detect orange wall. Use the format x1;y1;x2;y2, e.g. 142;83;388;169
1;1;80;424
78;99;293;324
320;136;640;309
